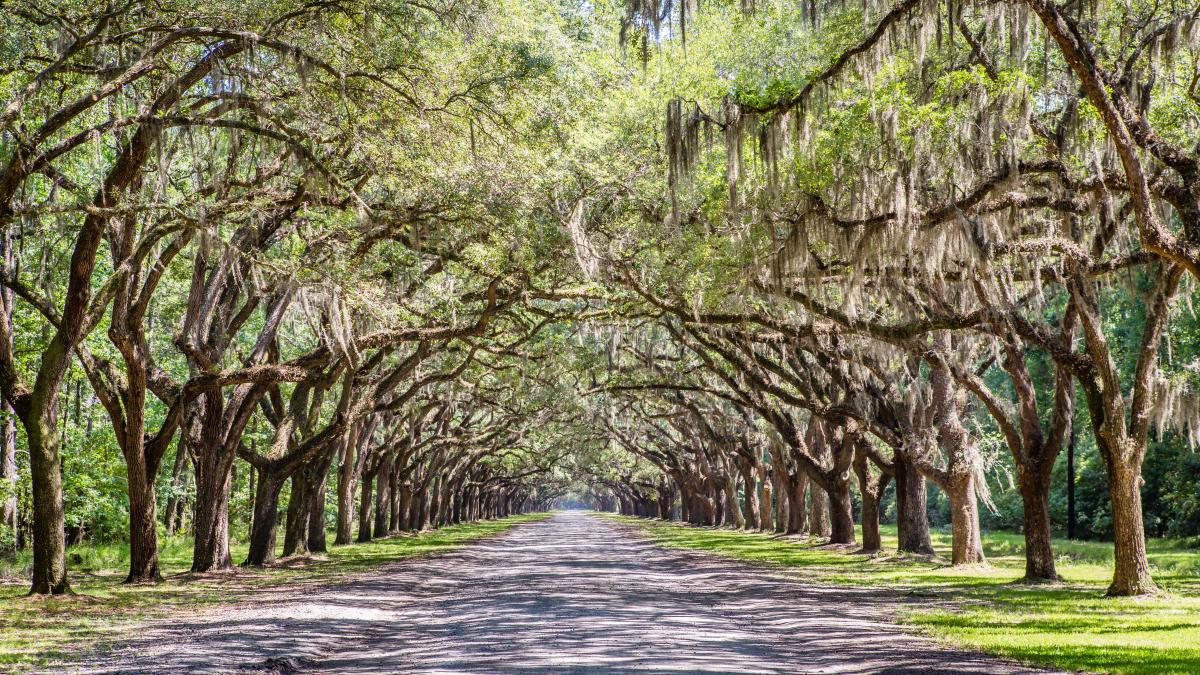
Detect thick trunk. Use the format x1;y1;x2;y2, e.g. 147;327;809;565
859;484;882;554
739;463;759;529
190;472;231;572
808;480;831;539
423;478;438;529
245;470;284;566
374;456;392;538
1106;464;1157;595
723;476;745;528
409;487;425;530
787;471;807;535
947;476;986;565
894;454;934;555
398;483;413;530
335;445;358;545
1018;470;1059;581
125;459;160;582
677;482;691;523
282;473;310;557
389;472;402;532
657;488;673;521
438;479;455;527
189;399;235;573
357;472;375;543
757;465;773;532
26;414;70;594
303;449;334;553
687;486;714;524
308;472;328;553
826;476;855;546
771;469;787;533
853;452;888;554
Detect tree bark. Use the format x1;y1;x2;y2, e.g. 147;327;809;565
787;471;808;535
0;234;15;540
947;475;986;565
757;466;772;531
894;454;934;555
0;403;16;537
1106;463;1156;596
282;472;310;558
308;470;328;553
190;468;232;572
825;474;855;546
1018;469;1058;581
739;460;759;529
771;468;786;533
26;412;69;594
358;471;375;543
188;395;236;572
125;457;160;582
723;474;744;528
245;469;284;566
852;448;889;554
808;480;831;539
335;437;359;545
374;454;393;538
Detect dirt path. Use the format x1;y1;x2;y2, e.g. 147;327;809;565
64;512;1049;674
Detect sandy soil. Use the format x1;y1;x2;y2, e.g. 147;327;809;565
62;512;1052;674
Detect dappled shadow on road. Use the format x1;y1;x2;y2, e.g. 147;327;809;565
67;513;1048;674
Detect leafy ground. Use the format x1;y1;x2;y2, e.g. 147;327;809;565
0;514;548;671
608;515;1200;674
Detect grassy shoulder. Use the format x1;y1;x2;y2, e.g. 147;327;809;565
605;514;1200;674
0;513;548;671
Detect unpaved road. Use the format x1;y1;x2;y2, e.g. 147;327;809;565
65;512;1048;674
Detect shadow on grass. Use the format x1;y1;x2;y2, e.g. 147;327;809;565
609;514;1200;675
0;514;548;670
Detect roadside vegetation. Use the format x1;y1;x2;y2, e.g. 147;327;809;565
612;515;1200;674
0;514;546;671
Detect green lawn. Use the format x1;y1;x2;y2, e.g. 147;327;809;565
0;513;548;671
607;515;1200;674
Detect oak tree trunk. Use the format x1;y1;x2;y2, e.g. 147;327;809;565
947;475;986;565
282;473;310;558
125;457;160;582
894;454;934;555
1106;464;1156;595
245;470;285;566
26;412;70;594
357;472;375;543
1018;469;1059;581
826;475;855;546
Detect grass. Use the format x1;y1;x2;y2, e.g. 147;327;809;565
606;515;1200;674
0;513;548;672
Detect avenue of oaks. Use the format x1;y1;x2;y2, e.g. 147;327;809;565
0;0;1198;603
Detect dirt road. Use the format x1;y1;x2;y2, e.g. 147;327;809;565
67;512;1048;674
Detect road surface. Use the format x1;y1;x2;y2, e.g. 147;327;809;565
67;512;1048;674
